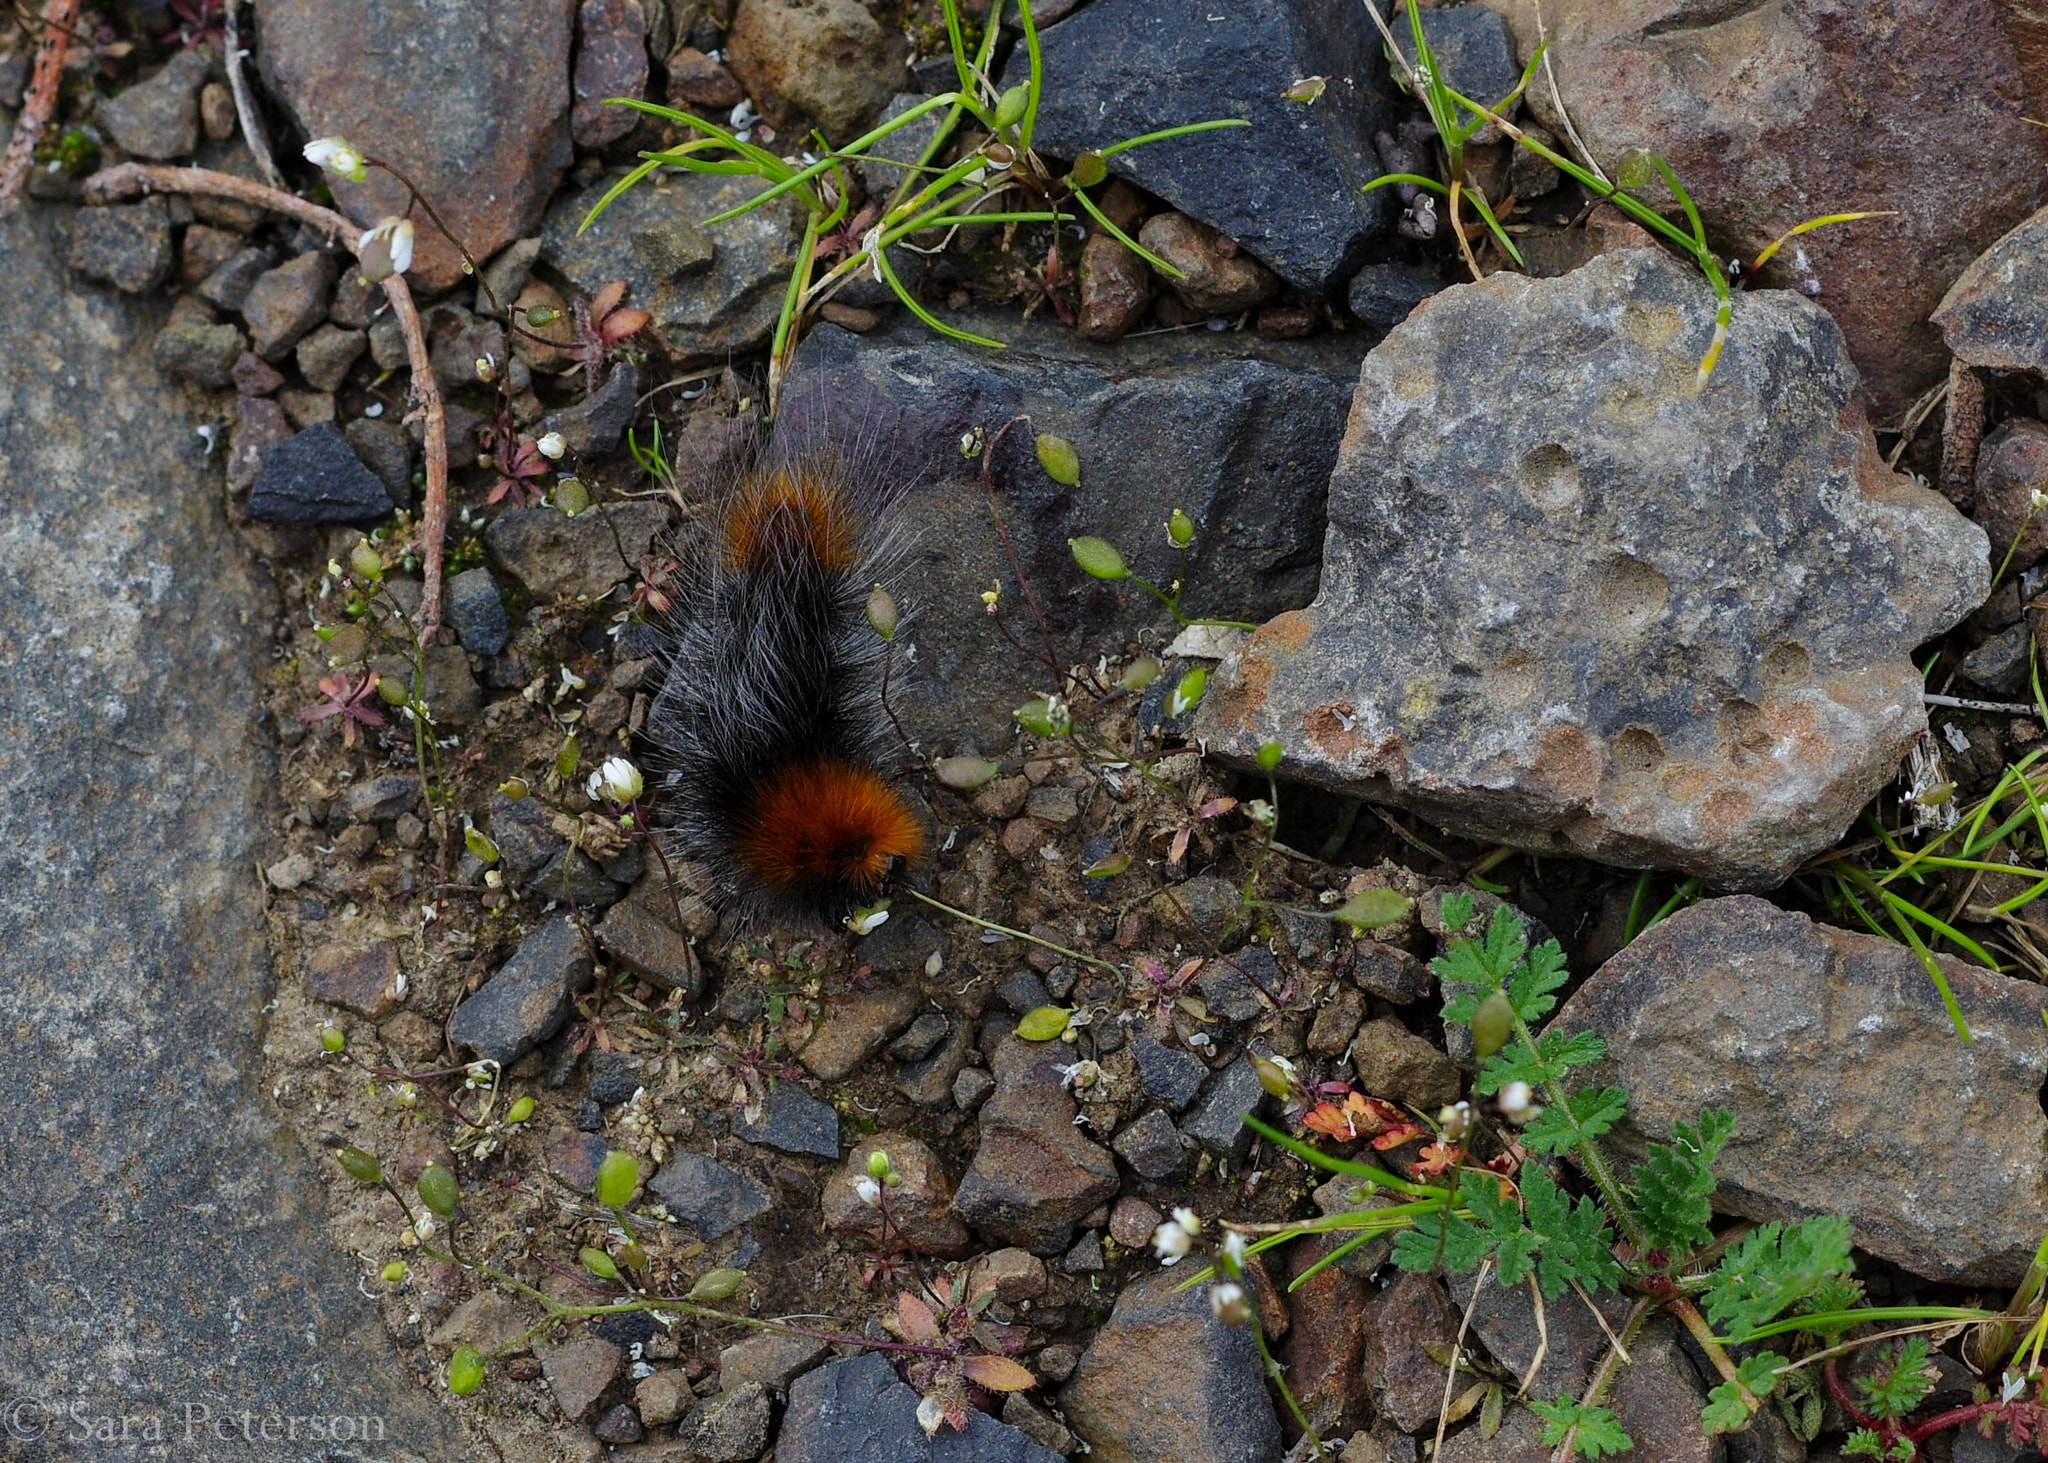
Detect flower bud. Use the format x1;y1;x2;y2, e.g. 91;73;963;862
381;1261;408;1283
855;1176;882;1208
534;432;566;460
1069;151;1107;188
349;541;385;581
1210;1280;1250;1325
595;1149;639;1208
473;355;497;383
1251;1053;1295;1101
303;135;368;181
1167;508;1195;546
319;1023;347;1053
867;1149;897;1181
1255;739;1283;771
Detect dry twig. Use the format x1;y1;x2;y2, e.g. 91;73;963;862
0;0;79;216
84;162;451;644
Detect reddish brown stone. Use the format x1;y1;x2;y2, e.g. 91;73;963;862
664;45;744;110
1278;1237;1373;1439
951;1037;1119;1254
1361;1270;1456;1433
178;223;241;286
258;0;574;292
1078;232;1149;342
573;0;650;148
821;1133;971;1256
726;0;908;141
304;939;403;1018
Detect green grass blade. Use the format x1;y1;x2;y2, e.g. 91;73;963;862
872;242;1007;347
1363;171;1448;197
1070;187;1182;276
1098;118;1250;158
1462;187;1524;267
578;157;665;234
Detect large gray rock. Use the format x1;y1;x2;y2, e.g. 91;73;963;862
779;1352;1063;1463
778;312;1366;749
448;914;595;1066
1005;0;1397;293
1933;200;2048;375
0;203;463;1457
259;0;574;292
1550;896;2048;1286
951;1037;1119;1255
1198;250;1987;890
540;171;803;361
1475;0;2048;420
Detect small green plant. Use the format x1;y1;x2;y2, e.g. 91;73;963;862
583;0;1247;410
1221;897;2033;1458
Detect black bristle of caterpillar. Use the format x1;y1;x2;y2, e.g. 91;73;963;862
642;414;925;928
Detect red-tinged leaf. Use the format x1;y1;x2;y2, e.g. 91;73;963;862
1135;956;1167;986
1196;796;1238;819
590;280;629;318
929;1273;954;1307
961;1354;1036;1392
896;1291;940;1344
602;307;651;343
299;703;341;724
1371;1120;1426;1150
1169;826;1192;864
1409;1140;1461;1178
1173;956;1203;984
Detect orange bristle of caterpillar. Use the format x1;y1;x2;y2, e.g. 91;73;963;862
722;469;859;575
731;756;925;902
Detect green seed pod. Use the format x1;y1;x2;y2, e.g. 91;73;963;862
1255;740;1283;772
1251;1054;1296;1101
1016;1006;1073;1041
446;1346;485;1396
1035;433;1081;486
554;477;591;516
1082;850;1131;878
595;1149;639;1209
580;1246;621;1280
1470;991;1514;1062
319;1023;347;1053
687;1267;748;1302
1166;667;1207;717
377;672;410;705
349;541;385;581
1068;535;1128;580
336;1145;382;1183
993;83;1030;129
1069;151;1107;187
556;735;580;782
1166;508;1195;547
324;623;368;664
381;1261;408;1283
934;755;1000;790
524;304;559;327
464;823;500;864
1616;147;1656;190
1013;698;1070;736
505;1095;536;1124
867;1149;896;1181
417;1163;460;1219
498;776;531;799
1333;888;1413;932
1120;654;1162;691
866;585;899;641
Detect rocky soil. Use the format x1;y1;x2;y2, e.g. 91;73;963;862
10;1;2048;1462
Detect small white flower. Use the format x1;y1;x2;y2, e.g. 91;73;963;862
2003;1371;2028;1404
355;216;415;280
535;431;567;460
2032;489;2048;512
1172;1206;1201;1236
598;756;644;804
1151;1220;1193;1265
1209;1281;1249;1325
474;355;497;383
855;1177;883;1208
304;135;368;181
846;905;890;936
1498;1081;1535;1117
1218;1230;1248;1275
728;100;760;131
412;1213;435;1241
560;665;588;692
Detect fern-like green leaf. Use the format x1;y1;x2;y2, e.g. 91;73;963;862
1703;1216;1855;1341
1517;1086;1629;1157
1529;1397;1633;1457
1854;1336;1938;1421
1631;1108;1734;1255
1523;1167;1622;1297
1480;1028;1607;1092
1507;936;1570;1023
1700;1352;1784;1433
1391;1204;1491;1277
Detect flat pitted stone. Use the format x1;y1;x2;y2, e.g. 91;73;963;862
952;1036;1119;1254
486;500;671;601
100;49;212;159
0;202;464;1457
648;1151;773;1240
541;172;804;360
779;313;1365;747
1179;1056;1269;1162
780;1352;1064;1463
737;1082;841;1158
259;0;574;292
1007;0;1396;293
1935;202;2048;373
1060;1269;1283;1463
1550;896;2048;1285
69;199;172;292
445;565;511;654
1130;1034;1207;1112
448;914;594;1066
247;419;395;523
1477;0;2048;419
1199;250;1988;889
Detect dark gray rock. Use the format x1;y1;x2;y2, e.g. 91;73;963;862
1551;896;2048;1285
587;1049;646;1105
477;237;541;320
736;1082;841;1158
540;360;639;454
1129;1034;1207;1112
952;1037;1119;1254
445;565;510;655
1004;0;1397;293
347;772;419;821
1179;1056;1268;1163
996;969;1053;1015
246;420;395;523
780;313;1365;746
1199;249;1988;889
485;499;671;601
344;415;415;509
241;249;338;360
448;915;595;1066
540;171;804;360
953;1065;995;1113
1061;1229;1104;1273
533;846;627;909
647;1151;773;1239
99;49;211;159
889;1011;951;1062
295;322;367;392
779;1352;1064;1463
152;318;245;388
1962;621;2033;695
197;246;272;311
1111;1108;1186;1181
1347;260;1444;328
894;1017;975;1107
573;0;649;148
259;0;573;292
1392;7;1522;123
70;199;173;292
0;200;463;1458
593;1402;644;1444
858;912;952;976
1061;1269;1283;1463
1193;961;1265;1025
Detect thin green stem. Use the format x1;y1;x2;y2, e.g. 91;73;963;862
903;886;1119;973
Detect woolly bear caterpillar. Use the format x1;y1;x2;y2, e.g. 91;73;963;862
645;424;924;927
